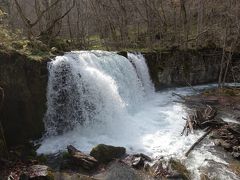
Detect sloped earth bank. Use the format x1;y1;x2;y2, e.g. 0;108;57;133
35;84;240;180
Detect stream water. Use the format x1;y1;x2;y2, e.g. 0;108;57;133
37;51;239;179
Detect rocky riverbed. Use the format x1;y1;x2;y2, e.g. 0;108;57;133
0;143;192;180
1;87;240;180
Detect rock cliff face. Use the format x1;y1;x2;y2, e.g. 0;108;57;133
0;51;50;145
143;49;240;90
0;49;239;146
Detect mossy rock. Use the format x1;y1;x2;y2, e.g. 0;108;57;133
0;51;49;145
169;159;191;180
90;144;126;164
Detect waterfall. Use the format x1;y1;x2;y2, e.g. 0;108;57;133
44;51;154;136
128;53;155;95
39;55;239;179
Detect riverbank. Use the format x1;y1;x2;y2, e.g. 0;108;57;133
1;85;240;179
175;86;240;178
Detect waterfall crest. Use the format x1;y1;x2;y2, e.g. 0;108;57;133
44;51;154;136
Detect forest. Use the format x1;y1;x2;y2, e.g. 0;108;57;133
0;0;240;51
0;0;240;180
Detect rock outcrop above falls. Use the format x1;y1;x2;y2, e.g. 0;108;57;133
143;48;240;90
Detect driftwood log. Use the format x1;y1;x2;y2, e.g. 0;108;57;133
181;106;219;136
174;91;240;159
185;128;212;157
174;92;230;156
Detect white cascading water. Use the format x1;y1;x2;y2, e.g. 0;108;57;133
128;53;155;95
38;51;239;180
44;51;147;136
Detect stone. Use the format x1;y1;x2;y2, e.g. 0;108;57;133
233;146;240;152
200;173;210;180
67;145;98;170
214;139;232;151
221;141;232;151
121;153;152;168
214;139;222;146
50;47;59;54
93;161;154;180
143;49;239;90
0;51;49;145
131;153;152;169
132;157;144;169
168;159;191;180
229;161;240;176
90;144;126;164
53;172;95;180
134;153;152;162
20;165;54;180
144;163;150;172
166;173;186;179
232;152;240;160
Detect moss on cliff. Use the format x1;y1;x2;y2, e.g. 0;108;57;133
143;48;240;90
0;51;49;146
0;25;70;61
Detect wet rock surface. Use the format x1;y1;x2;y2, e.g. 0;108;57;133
143;49;240;90
1;140;239;180
93;161;154;180
121;153;152;170
0;51;50;145
90;144;126;164
66;145;98;170
53;172;94;180
19;165;53;180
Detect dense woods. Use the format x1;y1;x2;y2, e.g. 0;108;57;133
0;0;240;51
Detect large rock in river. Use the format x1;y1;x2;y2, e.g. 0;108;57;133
67;145;98;170
90;144;126;163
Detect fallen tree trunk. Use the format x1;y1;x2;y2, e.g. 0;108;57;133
172;92;186;100
185;128;212;157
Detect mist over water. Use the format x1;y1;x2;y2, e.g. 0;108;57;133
38;51;238;180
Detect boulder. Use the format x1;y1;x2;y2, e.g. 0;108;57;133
67;145;98;170
53;172;95;180
232;152;240;160
93;161;154;180
90;144;126;164
168;159;191;180
132;157;144;169
20;165;54;180
121;153;152;169
149;159;191;180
